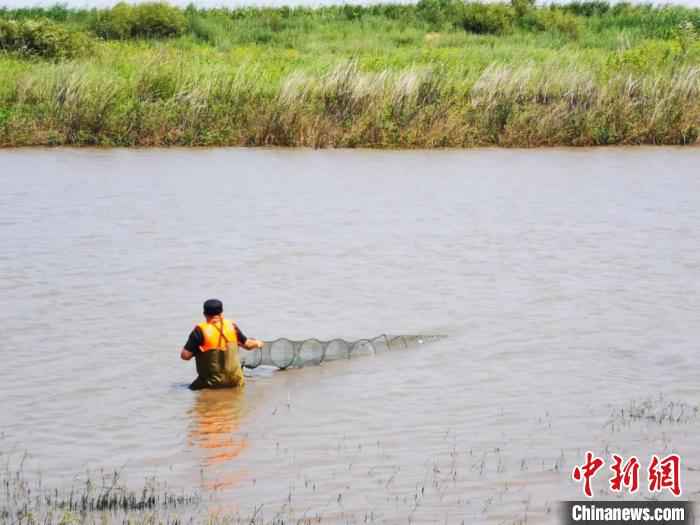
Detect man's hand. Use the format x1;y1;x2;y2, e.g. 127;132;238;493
242;339;265;350
180;348;194;361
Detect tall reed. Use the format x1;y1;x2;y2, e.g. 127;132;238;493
1;58;698;147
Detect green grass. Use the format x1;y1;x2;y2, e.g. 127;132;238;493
0;1;699;147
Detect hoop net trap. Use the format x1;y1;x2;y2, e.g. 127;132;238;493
240;334;445;370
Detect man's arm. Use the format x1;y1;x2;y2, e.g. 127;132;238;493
235;324;264;351
181;327;202;360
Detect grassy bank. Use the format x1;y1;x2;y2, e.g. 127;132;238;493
0;1;699;147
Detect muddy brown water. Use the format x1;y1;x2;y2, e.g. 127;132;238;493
1;148;700;523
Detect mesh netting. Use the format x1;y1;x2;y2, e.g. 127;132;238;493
240;334;445;370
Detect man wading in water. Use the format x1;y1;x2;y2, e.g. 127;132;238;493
181;299;264;390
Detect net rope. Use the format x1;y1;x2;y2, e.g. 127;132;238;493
240;334;446;370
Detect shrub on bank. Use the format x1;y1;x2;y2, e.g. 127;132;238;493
133;2;187;37
460;3;515;35
606;39;680;74
562;1;610;17
520;9;582;39
0;4;72;22
588;3;700;40
93;2;186;39
416;0;462;30
92;3;131;39
675;20;698;55
0;18;90;58
511;0;535;20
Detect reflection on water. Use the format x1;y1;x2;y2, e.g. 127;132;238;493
188;388;249;490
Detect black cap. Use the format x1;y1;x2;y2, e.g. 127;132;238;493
203;299;223;316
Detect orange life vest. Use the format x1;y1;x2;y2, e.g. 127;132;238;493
197;318;239;352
